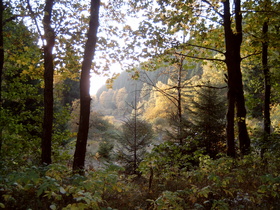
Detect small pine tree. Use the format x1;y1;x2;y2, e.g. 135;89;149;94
98;139;114;160
191;83;227;158
116;117;153;174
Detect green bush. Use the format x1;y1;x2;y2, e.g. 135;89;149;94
141;153;280;209
1;152;279;209
0;164;125;209
97;140;114;160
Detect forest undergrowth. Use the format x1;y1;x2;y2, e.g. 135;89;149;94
1;150;279;210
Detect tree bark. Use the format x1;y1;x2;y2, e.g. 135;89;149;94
0;0;3;156
0;0;3;105
41;0;55;165
223;0;250;157
177;56;183;145
223;0;236;158
261;20;270;157
73;0;100;174
133;84;137;174
226;88;236;157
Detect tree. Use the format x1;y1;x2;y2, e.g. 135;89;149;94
62;78;80;106
72;0;100;174
0;0;3;106
41;0;55;165
191;83;227;158
140;55;197;145
128;0;253;157
0;0;4;156
242;0;280;156
0;11;44;165
222;0;251;157
116;117;153;174
114;87;128;110
115;83;154;174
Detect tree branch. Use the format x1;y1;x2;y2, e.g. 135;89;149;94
173;52;225;62
197;15;223;26
141;71;179;107
189;84;227;89
180;42;225;55
241;51;262;60
26;0;44;44
201;0;224;19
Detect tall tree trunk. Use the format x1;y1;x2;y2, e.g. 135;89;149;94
261;20;270;157
226;89;236;157
133;84;137;174
0;0;3;156
177;56;183;145
223;0;250;157
41;0;55;165
234;0;250;156
223;0;236;158
73;0;100;175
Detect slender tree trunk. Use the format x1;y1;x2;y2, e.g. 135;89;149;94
0;0;3;104
0;0;3;156
261;20;270;157
226;88;236;157
177;56;183;145
234;0;250;156
133;84;137;174
223;0;250;157
73;0;100;175
223;0;236;158
41;0;55;165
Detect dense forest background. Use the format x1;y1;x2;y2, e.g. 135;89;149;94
0;0;280;209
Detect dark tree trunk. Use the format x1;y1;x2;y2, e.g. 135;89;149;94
223;0;236;158
0;0;3;155
0;0;3;104
261;20;270;157
223;0;250;157
41;0;55;165
234;0;250;155
226;88;236;157
133;84;137;174
73;0;100;175
177;56;183;145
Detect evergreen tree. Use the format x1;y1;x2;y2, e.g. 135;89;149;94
62;78;80;106
116;117;153;174
191;84;227;158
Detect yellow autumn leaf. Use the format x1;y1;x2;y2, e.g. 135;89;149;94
21;70;28;75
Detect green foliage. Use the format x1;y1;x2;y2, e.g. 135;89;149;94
0;164;125;209
0;19;44;166
148;191;186;209
139;140;203;179
97;139;114;160
62;78;80;106
243;66;264;119
1;152;279;209
190;83;227;158
116;117;154;174
141;153;280;209
1;0;280;209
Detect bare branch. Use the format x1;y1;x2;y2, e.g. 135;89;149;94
26;0;44;44
173;52;225;62
3;15;20;25
241;51;262;60
201;0;224;19
241;10;280;15
141;71;179;107
189;84;227;89
180;42;225;55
